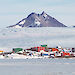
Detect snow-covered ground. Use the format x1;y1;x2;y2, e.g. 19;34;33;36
0;27;75;51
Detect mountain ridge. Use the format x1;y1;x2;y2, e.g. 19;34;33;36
8;11;67;28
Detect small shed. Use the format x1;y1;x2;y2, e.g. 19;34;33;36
12;48;23;53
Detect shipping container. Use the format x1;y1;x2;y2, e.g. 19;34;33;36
52;48;58;52
42;54;48;56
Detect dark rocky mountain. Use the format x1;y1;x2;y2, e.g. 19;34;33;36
8;11;67;28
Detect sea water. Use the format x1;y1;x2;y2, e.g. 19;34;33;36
0;58;75;75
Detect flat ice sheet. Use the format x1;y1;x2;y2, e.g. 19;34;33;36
0;58;75;75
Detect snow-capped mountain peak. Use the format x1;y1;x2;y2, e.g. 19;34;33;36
8;11;67;28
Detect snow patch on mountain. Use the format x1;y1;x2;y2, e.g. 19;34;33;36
34;19;40;26
19;20;25;25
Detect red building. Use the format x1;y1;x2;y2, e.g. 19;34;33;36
37;47;45;52
63;52;70;56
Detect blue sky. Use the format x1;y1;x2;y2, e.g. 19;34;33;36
0;0;75;28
